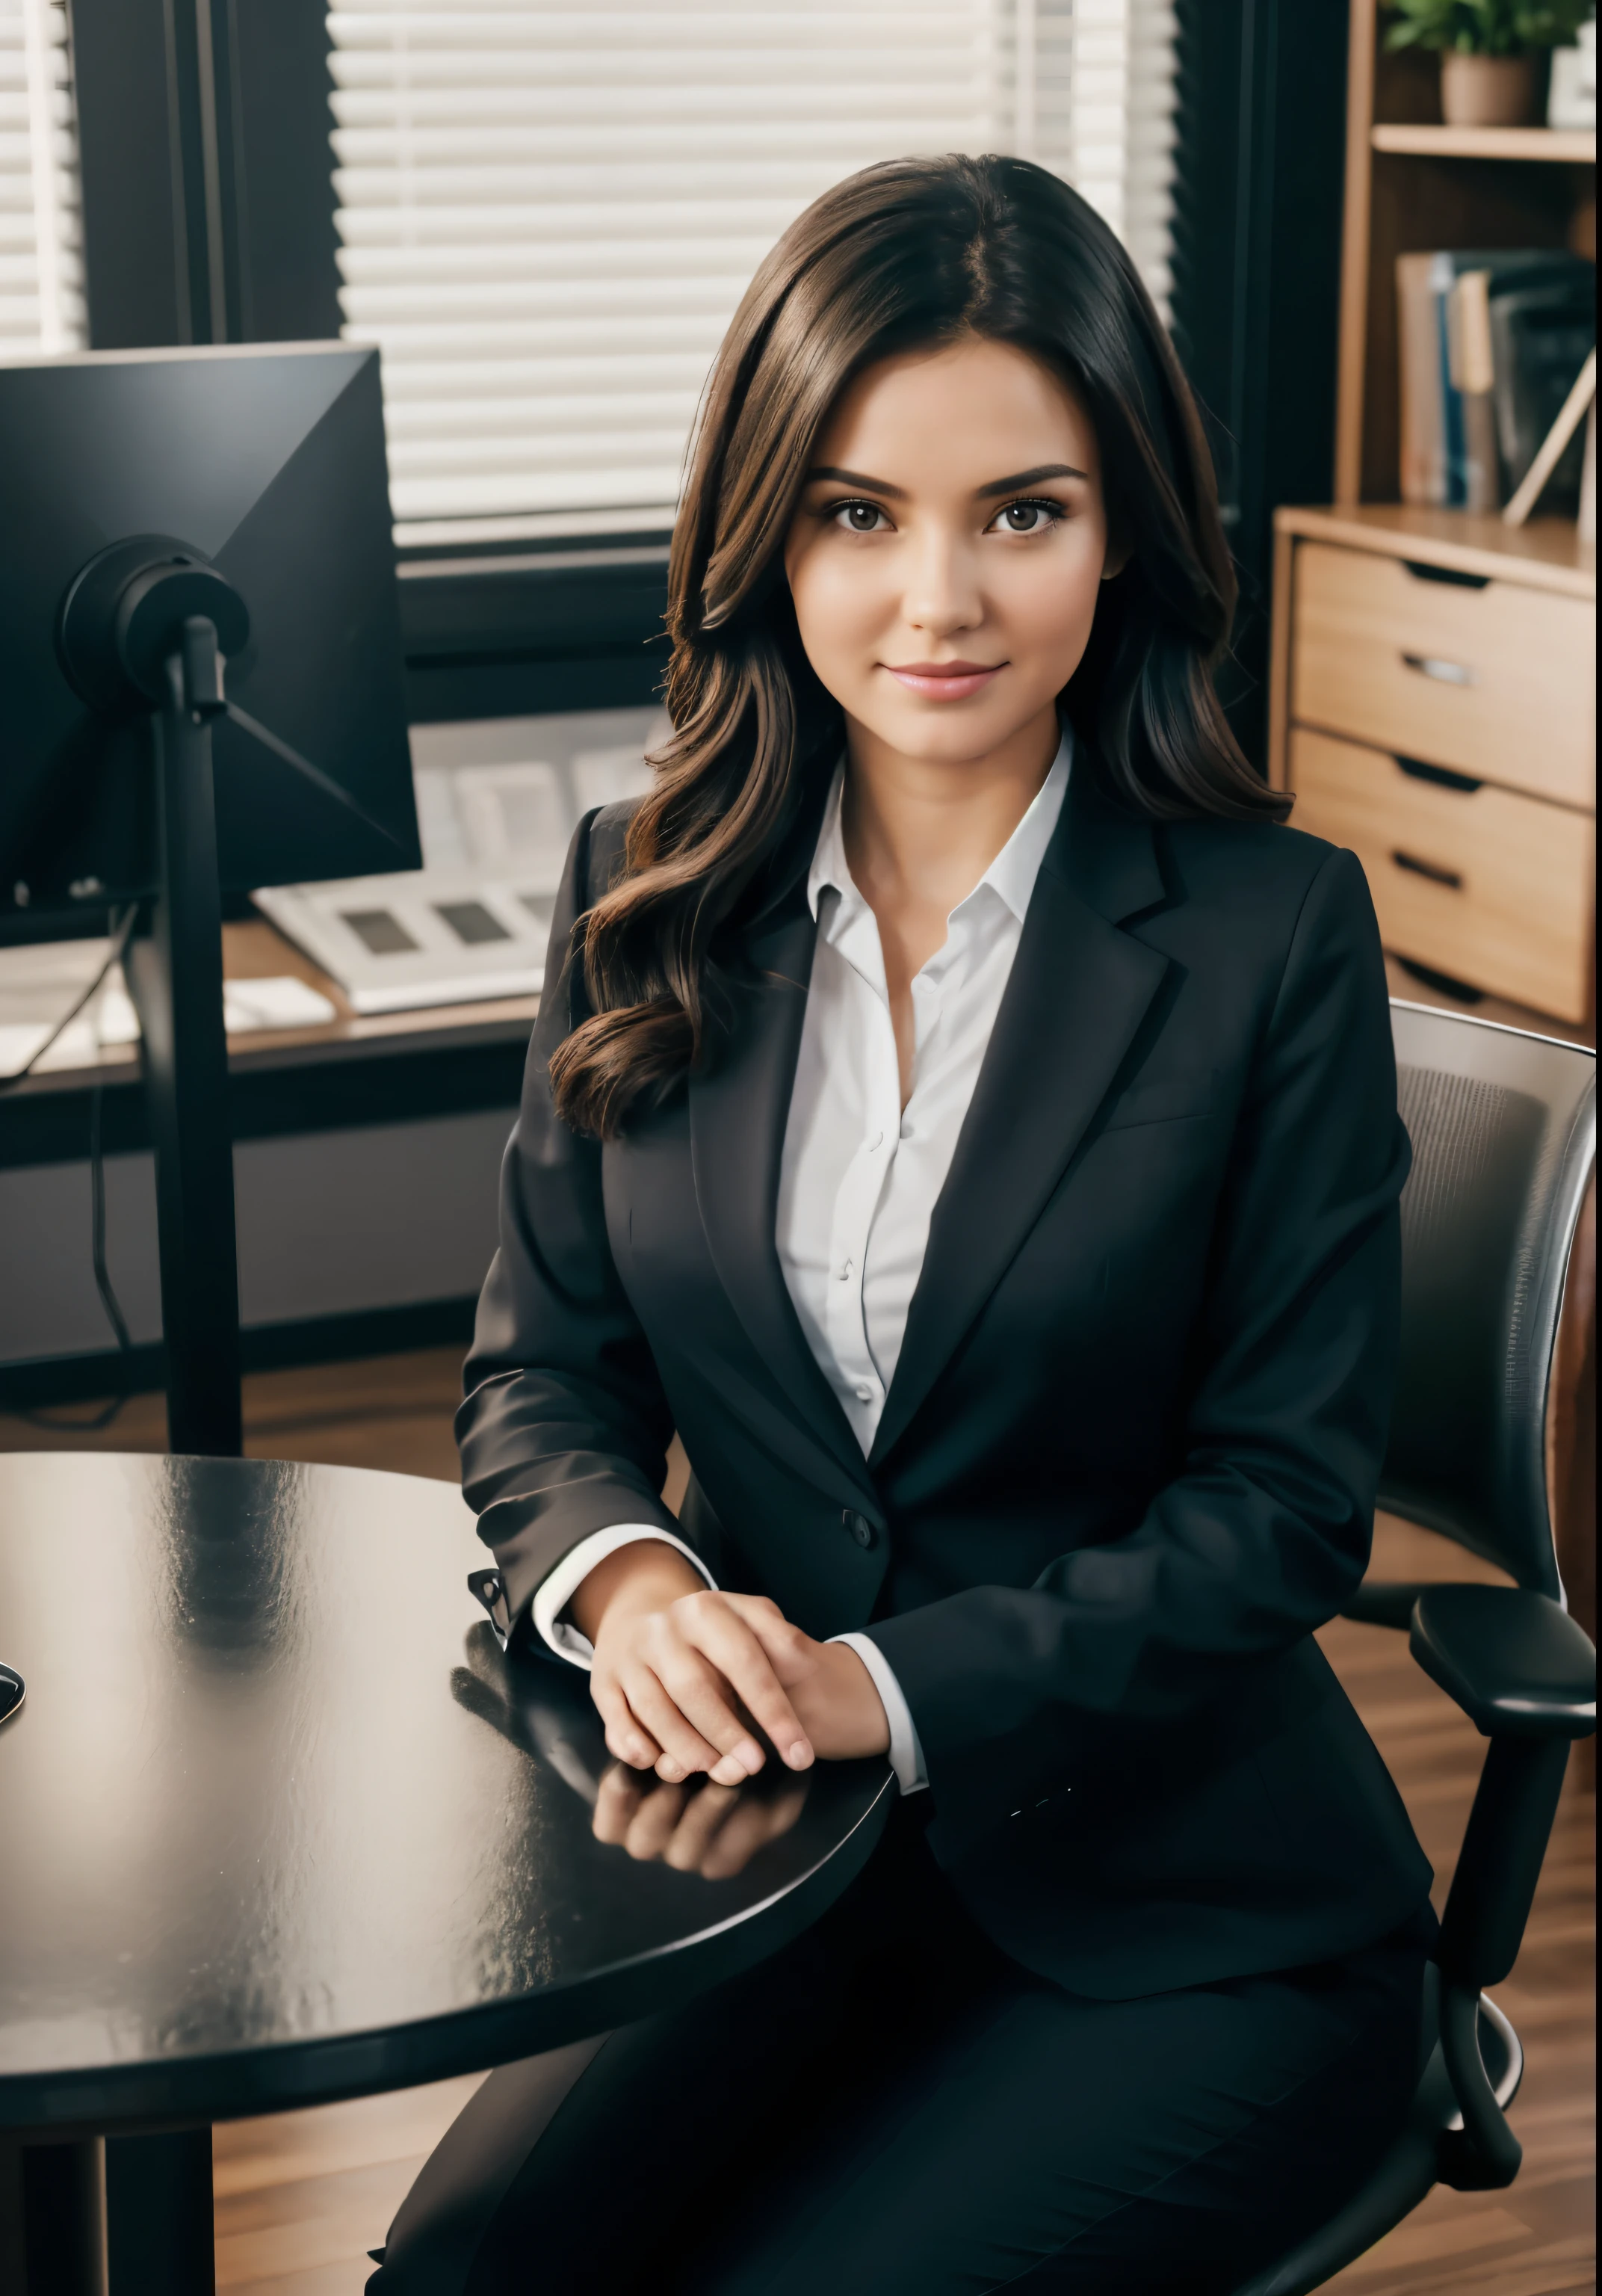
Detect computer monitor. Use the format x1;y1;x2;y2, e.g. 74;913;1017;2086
0;342;421;932
0;342;421;1459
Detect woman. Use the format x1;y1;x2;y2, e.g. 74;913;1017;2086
374;154;1434;2294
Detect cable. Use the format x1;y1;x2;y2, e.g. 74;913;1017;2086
89;1070;134;1367
4;682;393;1430
20;1075;137;1433
0;903;138;1092
10;907;140;1431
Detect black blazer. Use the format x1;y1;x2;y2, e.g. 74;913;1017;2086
459;756;1435;2000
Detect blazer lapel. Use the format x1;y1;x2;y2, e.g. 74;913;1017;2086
688;891;879;1510
869;768;1172;1466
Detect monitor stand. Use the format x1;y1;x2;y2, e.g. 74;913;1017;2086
123;618;244;1456
57;535;404;1458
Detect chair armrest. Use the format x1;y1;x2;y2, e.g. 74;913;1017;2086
1341;1581;1427;1629
1438;1980;1523;2188
1410;1585;1596;1740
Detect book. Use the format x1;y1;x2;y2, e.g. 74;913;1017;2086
1487;273;1596;512
1503;348;1595;527
1397;248;1595;509
1397;253;1445;505
1446;269;1499;512
1430;253;1469;507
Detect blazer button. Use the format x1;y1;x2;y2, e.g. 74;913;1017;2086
844;1510;876;1549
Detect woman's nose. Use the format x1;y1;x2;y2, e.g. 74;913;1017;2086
903;531;982;635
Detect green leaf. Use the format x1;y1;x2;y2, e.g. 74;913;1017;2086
1381;0;1593;49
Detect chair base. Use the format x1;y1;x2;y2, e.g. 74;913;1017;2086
1230;1977;1521;2296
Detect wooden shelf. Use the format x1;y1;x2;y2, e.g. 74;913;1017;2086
1370;123;1596;163
1274;503;1596;598
1281;6;1598;1038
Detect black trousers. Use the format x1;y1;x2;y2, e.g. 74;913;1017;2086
369;1807;1428;2296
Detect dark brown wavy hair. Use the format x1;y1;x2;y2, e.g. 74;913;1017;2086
551;152;1284;1138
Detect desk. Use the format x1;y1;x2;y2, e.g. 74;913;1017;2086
10;927;1589;1404
0;921;541;1392
0;1453;894;2294
2;918;540;1095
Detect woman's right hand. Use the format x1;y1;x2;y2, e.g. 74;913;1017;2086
572;1541;818;1789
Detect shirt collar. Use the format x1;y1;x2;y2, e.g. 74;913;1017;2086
806;723;1073;927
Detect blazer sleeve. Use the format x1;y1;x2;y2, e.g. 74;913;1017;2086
456;805;681;1629
864;845;1411;1768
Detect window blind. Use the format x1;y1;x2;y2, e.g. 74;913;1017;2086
0;0;84;356
327;1;1176;545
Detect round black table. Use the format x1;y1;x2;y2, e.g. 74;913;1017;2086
0;1453;894;2295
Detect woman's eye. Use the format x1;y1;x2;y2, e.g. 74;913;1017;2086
833;501;888;534
992;499;1061;534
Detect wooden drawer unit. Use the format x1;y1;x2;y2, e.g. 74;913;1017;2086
1291;542;1595;810
1288;726;1595;1022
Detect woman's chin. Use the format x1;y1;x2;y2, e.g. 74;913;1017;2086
847;700;1056;770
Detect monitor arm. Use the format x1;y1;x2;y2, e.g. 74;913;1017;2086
55;537;406;1455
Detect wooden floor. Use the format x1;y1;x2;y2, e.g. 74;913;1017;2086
1;1352;1593;2296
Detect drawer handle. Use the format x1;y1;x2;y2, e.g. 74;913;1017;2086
1401;560;1491;590
1402;652;1475;687
1392;849;1463;891
1396;756;1482;794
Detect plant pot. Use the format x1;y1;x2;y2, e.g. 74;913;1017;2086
1440;51;1538;128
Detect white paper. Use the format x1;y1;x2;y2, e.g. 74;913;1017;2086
223;977;338;1031
0;972;337;1078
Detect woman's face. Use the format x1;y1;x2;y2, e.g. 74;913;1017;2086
783;336;1120;771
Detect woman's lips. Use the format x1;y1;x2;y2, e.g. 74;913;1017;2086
883;660;1003;701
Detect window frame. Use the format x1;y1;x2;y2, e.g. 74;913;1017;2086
1169;0;1350;766
64;1;1347;756
69;0;342;349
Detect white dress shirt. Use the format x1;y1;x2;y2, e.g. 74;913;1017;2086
530;732;1073;1797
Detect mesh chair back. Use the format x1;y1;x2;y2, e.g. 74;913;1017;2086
1384;1002;1595;1599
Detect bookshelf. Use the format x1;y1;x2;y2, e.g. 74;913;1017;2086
1370;125;1596;164
1333;0;1595;509
1269;0;1595;1033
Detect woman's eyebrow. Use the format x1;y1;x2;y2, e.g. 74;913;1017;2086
806;465;907;499
976;463;1088;496
805;460;1088;499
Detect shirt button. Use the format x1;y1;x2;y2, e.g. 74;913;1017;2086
843;1510;877;1549
835;1259;853;1283
868;1130;883;1152
854;1381;874;1403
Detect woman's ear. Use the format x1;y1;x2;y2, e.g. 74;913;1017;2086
1101;534;1133;583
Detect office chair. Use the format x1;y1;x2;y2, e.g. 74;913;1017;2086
1234;1001;1597;2296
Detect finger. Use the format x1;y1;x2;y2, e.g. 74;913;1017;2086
592;1763;646;1845
622;1667;724;1783
699;1782;808;1880
590;1676;661;1773
675;1598;816;1771
696;1797;774;1879
723;1594;822;1687
661;1780;742;1874
624;1779;688;1863
648;1638;770;1783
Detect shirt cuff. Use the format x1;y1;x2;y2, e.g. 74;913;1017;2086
531;1525;715;1667
829;1632;928;1796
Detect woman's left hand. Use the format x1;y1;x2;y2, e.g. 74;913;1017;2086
746;1626;891;1762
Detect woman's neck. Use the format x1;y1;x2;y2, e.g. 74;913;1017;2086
838;701;1061;923
837;701;1061;1108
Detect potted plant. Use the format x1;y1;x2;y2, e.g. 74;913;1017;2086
1384;0;1596;126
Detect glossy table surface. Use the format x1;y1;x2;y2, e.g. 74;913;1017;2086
0;1453;893;2135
